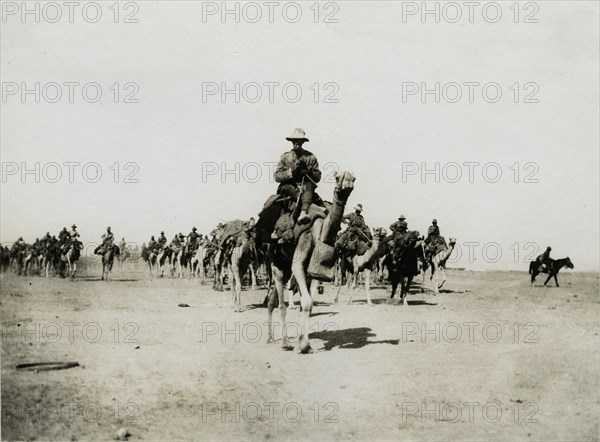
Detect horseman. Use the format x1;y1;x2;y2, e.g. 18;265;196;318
536;246;552;271
94;227;114;255
274;128;322;225
335;204;372;253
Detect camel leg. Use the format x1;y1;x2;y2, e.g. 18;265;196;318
432;264;440;295
291;234;313;354
364;268;373;306
348;271;357;305
250;265;257;289
268;266;290;347
438;266;447;290
231;257;243;312
333;283;342;304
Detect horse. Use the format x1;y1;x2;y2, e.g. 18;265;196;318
101;244;120;281
529;257;574;287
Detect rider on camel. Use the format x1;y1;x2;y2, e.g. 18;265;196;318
335;204;372;252
274;128;322;225
389;215;407;234
95;227;114;255
157;231;168;251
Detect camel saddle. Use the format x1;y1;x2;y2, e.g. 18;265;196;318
257;186;327;245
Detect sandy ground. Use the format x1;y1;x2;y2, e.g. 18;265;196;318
1;264;599;441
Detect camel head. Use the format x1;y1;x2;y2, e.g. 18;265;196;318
448;237;457;246
334;171;355;200
373;227;386;239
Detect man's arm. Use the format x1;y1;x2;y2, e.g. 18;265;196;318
274;153;294;183
304;155;321;183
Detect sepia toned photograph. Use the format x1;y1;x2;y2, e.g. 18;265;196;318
1;1;598;440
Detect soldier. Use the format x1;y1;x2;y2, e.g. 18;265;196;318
68;224;80;248
157;231;167;251
389;215;407;233
170;233;183;253
13;237;25;252
119;237;127;252
392;221;408;242
274;128;322;224
335;204;371;250
188;227;200;247
69;224;79;238
424;218;441;259
148;236;158;254
537;246;552;271
95;227;114;255
58;227;69;247
427;219;440;238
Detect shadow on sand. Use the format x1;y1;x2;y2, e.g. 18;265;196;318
79;277;139;282
309;327;399;351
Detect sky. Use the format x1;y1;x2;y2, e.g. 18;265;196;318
1;1;598;271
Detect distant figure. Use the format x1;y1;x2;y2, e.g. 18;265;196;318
529;251;574;287
536;246;552;272
94;227;114;255
157;231;168;251
424;218;441;260
148;235;157;253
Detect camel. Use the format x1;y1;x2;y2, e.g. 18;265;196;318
529;257;573;287
385;231;424;305
227;231;257;312
267;171;355;353
141;244;158;276
101;244;120;281
156;248;171;278
190;241;208;279
430;237;456;294
334;227;385;306
61;242;81;280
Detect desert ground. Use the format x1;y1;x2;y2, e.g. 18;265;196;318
1;263;599;441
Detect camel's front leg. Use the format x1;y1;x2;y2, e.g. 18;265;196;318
283;278;296;309
364;268;373;306
348;270;357;305
268;266;290;348
437;266;447;290
291;234;314;354
250;265;258;288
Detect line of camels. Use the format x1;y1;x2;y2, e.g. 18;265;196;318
140;171;457;353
